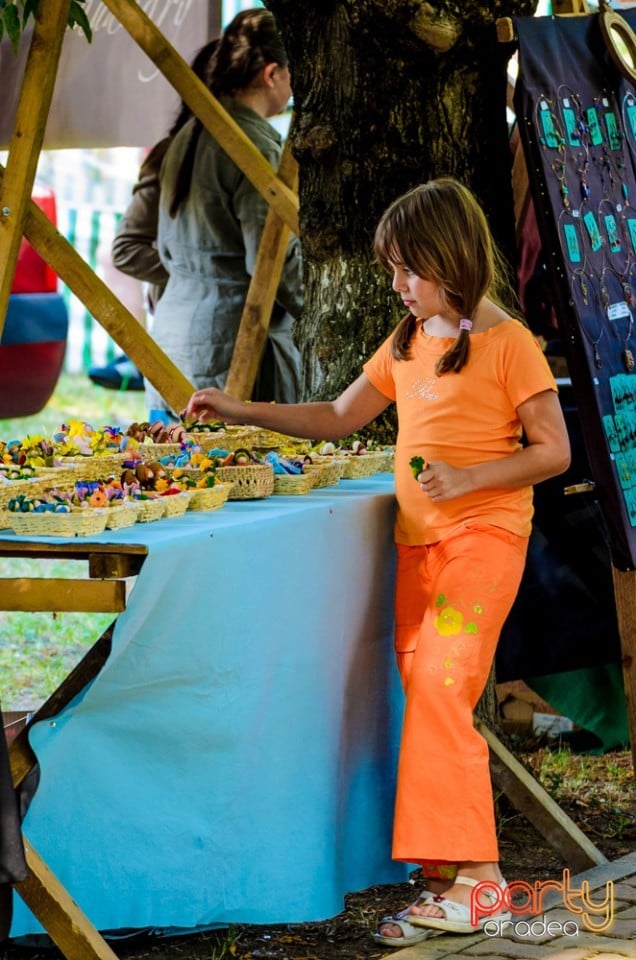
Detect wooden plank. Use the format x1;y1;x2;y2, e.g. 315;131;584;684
0;0;71;336
0;164;194;415
225;137;299;399
0;578;126;613
611;566;636;772
16;839;119;960
479;719;608;872
100;0;299;236
10;628;114;789
0;540;147;561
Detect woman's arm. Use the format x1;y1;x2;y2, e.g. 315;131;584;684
185;373;391;440
417;389;571;502
111;140;171;288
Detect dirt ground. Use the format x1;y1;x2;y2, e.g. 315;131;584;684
2;743;635;960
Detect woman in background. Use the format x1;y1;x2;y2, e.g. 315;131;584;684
147;8;303;422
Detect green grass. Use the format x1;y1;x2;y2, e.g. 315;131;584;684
0;373;147;711
0;371;147;439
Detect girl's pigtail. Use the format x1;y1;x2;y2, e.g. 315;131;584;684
436;328;471;374
391;312;419;360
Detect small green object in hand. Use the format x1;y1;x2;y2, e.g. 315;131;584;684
409;455;427;479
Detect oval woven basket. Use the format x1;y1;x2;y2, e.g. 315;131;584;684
339;455;378;479
187;484;231;511
0;476;58;508
0;509;13;529
302;459;345;488
104;502;141;530
134;442;183;459
57;454;125;480
134;497;168;522
161;492;192;518
273;473;313;496
34;465;86;486
9;509;108;538
215;464;274;500
183;430;230;451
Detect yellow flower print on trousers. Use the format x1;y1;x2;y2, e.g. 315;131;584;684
434;593;480;637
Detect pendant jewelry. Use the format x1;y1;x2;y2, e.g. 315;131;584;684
623;348;635;372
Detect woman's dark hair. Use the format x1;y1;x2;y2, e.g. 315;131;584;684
374;177;518;374
168;38;220;139
169;9;287;217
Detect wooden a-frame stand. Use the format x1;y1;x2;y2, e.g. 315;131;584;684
0;2;611;957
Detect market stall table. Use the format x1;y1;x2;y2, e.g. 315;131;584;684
5;474;409;939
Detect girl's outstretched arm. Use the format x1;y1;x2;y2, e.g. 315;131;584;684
417;389;571;502
185;373;391;441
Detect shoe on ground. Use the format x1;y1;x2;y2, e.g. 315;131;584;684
88;355;144;391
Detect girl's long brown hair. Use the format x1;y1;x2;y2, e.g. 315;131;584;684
374;178;518;374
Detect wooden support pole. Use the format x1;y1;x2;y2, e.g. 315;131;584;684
481;720;608;872
15;840;120;960
100;0;299;236
0;165;194;415
9;627;114;789
611;566;636;772
225;138;299;399
0;0;71;338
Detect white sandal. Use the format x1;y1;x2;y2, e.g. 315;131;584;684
372;891;441;947
408;875;510;934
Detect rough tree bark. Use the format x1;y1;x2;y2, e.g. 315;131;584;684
266;0;536;441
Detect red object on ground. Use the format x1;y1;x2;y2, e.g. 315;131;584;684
11;184;59;294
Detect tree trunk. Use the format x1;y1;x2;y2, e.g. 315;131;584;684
266;2;538;729
267;0;536;417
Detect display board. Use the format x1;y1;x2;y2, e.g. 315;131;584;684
514;10;636;570
0;1;221;148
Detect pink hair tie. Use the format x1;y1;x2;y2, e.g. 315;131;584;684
459;317;473;332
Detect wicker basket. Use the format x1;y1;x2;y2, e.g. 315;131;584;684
187;484;231;511
0;477;57;508
57;454;124;480
161;492;192;517
135;442;183;459
339;455;379;479
215;464;274;500
183;430;230;451
0;509;13;529
238;428;309;450
9;509;108;538
104;502;141;530
302;458;345;488
376;448;395;472
133;497;168;522
273;472;313;496
34;465;85;486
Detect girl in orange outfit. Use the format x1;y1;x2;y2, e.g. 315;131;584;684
185;178;571;947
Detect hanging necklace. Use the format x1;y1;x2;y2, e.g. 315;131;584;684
578;273;606;369
602;258;636;371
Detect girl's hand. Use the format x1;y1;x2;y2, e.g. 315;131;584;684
417;461;473;502
183;388;246;425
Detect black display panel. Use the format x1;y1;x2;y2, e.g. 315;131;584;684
514;11;636;570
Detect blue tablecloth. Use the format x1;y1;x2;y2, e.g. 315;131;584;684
10;476;409;936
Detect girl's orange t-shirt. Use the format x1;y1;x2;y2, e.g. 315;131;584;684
363;318;558;545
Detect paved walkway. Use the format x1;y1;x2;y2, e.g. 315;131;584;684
382;853;636;959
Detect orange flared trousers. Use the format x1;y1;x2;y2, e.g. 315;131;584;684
392;521;528;868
